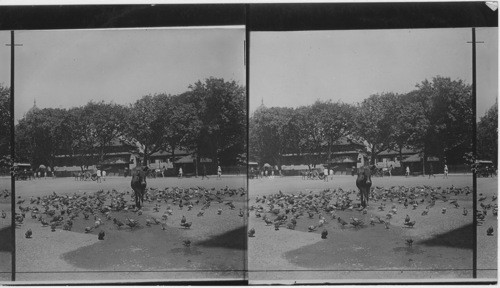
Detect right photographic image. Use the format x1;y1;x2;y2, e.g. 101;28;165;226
248;27;497;283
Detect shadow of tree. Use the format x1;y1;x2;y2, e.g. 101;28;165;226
418;223;473;249
0;226;13;252
195;226;246;250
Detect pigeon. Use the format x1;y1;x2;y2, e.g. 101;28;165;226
321;229;328;239
25;229;32;238
405;214;410;223
403;221;416;228
406;238;414;247
98;230;105;240
487;226;494;236
248;228;255;237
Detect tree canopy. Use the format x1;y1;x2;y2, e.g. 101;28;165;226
250;76;474;168
15;78;246;169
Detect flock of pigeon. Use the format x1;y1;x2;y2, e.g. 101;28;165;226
248;185;494;246
12;186;247;248
477;193;498;236
3;183;498;250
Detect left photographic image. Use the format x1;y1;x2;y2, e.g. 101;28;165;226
12;27;247;283
0;30;13;282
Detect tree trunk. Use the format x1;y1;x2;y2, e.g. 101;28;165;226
371;144;376;166
170;145;176;173
195;153;198;178
399;146;403;165
422;150;426;176
142;145;148;166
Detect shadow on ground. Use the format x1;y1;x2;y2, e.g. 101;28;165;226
195;226;246;250
0;226;12;252
418;223;473;249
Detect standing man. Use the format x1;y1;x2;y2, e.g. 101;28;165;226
102;169;106;181
428;163;435;178
96;168;102;183
405;166;410;177
202;164;209;180
178;166;183;179
217;165;222;179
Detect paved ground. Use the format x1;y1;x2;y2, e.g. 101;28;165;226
0;177;12;283
477;176;498;279
14;175;247;283
248;174;475;283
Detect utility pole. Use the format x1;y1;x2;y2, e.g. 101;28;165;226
467;27;483;279
5;30;22;282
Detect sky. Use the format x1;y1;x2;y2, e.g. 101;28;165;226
250;27;498;119
0;27;245;121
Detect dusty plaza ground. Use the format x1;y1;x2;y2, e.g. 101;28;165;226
14;175;247;283
248;173;497;283
2;173;498;283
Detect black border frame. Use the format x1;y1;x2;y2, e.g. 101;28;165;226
1;2;497;285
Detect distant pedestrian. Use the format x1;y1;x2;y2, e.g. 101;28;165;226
443;165;448;179
428;163;435;178
178;167;183;178
405;166;410;177
324;168;329;182
44;171;47;179
388;165;393;177
102;170;106;181
217;165;222;179
96;169;102;183
202;165;209;180
330;169;334;180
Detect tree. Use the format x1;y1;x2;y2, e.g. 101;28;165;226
390;95;430;161
249;106;294;166
187;77;246;165
15;107;68;170
82;101;128;164
160;93;202;167
310;100;356;161
0;85;10;165
354;93;397;165
477;101;498;166
124;95;167;166
412;77;473;168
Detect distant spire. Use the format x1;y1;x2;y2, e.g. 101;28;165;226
261;97;264;106
33;98;37;107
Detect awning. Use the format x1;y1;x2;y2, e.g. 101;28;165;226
99;157;129;165
175;155;213;164
402;154;440;163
